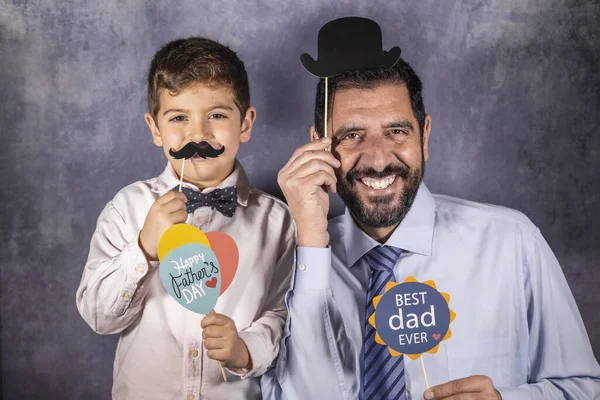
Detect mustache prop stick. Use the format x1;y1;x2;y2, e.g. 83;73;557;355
167;140;229;380
169;141;226;191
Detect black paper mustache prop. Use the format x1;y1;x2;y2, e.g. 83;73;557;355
169;141;225;160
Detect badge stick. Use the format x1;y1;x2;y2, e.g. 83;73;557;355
324;77;329;140
421;357;430;390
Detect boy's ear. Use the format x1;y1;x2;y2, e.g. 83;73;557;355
310;126;320;142
144;113;163;147
240;106;257;143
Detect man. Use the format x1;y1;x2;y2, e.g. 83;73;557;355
262;17;600;400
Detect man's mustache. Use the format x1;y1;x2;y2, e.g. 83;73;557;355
169;141;226;160
346;164;410;182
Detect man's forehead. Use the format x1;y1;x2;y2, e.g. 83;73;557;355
331;83;414;123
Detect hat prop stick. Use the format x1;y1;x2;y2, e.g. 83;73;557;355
368;276;456;391
300;17;402;141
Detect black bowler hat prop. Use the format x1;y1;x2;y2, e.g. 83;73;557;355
301;17;402;78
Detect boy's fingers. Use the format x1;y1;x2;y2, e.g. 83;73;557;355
282;137;333;170
202;325;230;339
201;313;231;329
203;337;225;350
156;191;185;205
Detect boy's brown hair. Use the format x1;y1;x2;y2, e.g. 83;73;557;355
147;37;250;122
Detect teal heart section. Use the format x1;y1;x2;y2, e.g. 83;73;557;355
159;243;221;314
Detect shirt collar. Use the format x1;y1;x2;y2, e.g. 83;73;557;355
151;159;251;207
343;182;435;268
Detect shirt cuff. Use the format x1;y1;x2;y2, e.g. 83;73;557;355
225;330;266;379
118;235;159;285
293;246;332;291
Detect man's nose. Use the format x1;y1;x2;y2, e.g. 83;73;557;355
360;135;392;172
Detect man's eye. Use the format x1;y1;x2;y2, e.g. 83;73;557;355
342;132;360;140
390;129;408;136
170;115;186;122
209;113;227;120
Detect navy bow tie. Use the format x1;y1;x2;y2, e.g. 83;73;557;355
173;186;238;217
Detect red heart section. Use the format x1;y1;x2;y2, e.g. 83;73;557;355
206;277;218;288
432;333;441;341
205;232;239;295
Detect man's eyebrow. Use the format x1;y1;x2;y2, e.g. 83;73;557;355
333;124;366;138
383;120;415;131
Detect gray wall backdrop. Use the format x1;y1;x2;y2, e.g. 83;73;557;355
1;0;598;398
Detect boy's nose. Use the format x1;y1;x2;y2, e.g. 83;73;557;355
188;121;214;141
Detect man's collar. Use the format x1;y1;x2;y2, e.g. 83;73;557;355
151;159;250;207
343;182;435;267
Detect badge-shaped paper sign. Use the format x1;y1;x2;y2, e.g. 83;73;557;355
157;224;239;314
369;276;456;360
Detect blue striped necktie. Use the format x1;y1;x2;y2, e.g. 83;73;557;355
363;246;406;400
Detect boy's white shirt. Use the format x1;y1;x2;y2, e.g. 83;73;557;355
76;160;295;400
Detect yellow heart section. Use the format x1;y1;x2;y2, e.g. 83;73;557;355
158;224;211;261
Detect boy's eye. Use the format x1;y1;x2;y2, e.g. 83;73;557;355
209;113;227;120
170;115;187;122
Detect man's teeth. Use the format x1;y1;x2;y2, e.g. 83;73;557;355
360;176;396;189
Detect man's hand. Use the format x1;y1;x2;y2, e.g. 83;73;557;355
139;191;188;260
277;136;340;248
424;375;501;399
201;312;251;369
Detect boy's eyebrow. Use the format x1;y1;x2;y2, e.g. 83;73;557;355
162;105;234;116
163;108;189;116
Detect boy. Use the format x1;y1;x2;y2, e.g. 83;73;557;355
76;37;295;400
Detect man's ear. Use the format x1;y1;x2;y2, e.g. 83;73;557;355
145;113;162;147
310;126;320;142
422;114;432;162
240;107;257;143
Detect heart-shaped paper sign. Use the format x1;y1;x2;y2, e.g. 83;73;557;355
159;242;221;314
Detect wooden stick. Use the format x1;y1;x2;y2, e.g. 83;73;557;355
219;361;227;381
420;356;430;389
178;159;185;192
324;77;329;138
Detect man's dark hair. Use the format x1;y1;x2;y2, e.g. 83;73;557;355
314;57;426;137
147;37;250;122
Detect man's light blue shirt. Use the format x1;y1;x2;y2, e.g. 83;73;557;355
262;183;600;399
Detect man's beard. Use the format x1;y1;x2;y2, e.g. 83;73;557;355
336;158;424;228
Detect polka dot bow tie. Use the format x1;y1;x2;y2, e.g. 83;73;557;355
173;186;238;218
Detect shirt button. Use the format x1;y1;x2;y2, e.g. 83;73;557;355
196;216;205;225
187;394;195;400
123;291;131;299
135;264;146;274
189;348;199;358
299;264;306;271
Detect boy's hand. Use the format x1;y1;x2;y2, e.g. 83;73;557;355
201;313;251;370
139;191;188;260
277;136;340;248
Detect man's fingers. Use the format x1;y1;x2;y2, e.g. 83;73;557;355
282;137;333;170
426;376;494;399
433;393;479;400
284;149;340;176
303;171;337;189
291;159;338;181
